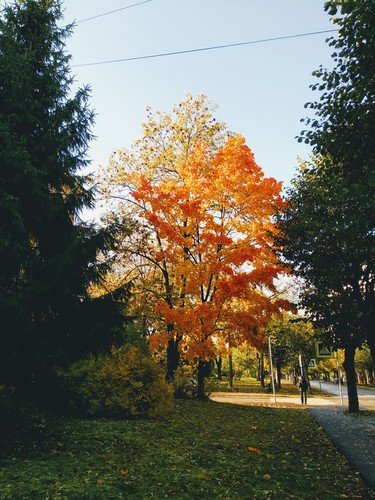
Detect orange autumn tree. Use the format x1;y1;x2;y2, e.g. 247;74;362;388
126;134;289;396
102;95;229;379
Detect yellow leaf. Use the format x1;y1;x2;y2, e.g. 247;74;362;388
247;447;262;454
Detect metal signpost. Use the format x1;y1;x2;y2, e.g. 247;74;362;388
315;341;344;406
298;354;304;378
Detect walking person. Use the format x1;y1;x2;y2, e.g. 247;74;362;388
298;375;308;404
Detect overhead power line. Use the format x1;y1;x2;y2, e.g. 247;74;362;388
72;29;336;68
77;0;152;24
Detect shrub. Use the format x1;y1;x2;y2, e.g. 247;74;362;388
0;386;48;452
172;365;218;399
59;347;173;418
172;365;198;398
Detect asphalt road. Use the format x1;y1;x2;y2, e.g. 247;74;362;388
308;407;375;492
310;380;375;410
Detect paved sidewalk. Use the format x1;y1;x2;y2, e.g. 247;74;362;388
310;380;375;410
211;391;338;407
309;407;375;492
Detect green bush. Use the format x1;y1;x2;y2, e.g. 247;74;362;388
172;365;218;399
0;386;48;451
172;365;197;398
59;347;173;418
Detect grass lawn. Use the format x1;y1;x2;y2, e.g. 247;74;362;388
0;399;372;499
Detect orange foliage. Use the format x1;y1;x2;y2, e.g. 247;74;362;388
126;134;289;361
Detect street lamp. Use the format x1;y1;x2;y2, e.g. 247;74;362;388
268;335;276;403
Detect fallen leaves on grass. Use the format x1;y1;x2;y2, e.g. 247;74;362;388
0;400;373;499
247;447;262;454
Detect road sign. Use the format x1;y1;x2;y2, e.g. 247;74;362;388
308;358;317;368
315;341;333;358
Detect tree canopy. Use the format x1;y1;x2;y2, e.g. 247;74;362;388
0;0;127;403
278;0;375;412
104;95;291;394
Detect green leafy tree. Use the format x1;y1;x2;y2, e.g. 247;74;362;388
265;315;316;387
0;0;126;405
355;344;374;385
278;0;374;412
301;0;375;360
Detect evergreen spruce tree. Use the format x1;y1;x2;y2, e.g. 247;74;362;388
0;0;127;405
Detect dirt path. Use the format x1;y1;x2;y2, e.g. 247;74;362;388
210;391;338;408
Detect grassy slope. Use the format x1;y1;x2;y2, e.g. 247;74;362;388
0;400;372;499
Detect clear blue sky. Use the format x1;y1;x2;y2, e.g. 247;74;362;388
63;0;334;186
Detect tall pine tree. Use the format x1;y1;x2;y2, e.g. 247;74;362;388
0;0;127;404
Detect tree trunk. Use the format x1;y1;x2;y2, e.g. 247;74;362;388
197;358;211;399
293;367;298;385
215;356;223;380
228;354;234;388
276;363;282;389
256;351;261;381
166;329;180;381
260;351;265;388
343;344;359;413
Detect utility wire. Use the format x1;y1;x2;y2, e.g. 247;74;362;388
72;29;336;68
77;0;152;24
